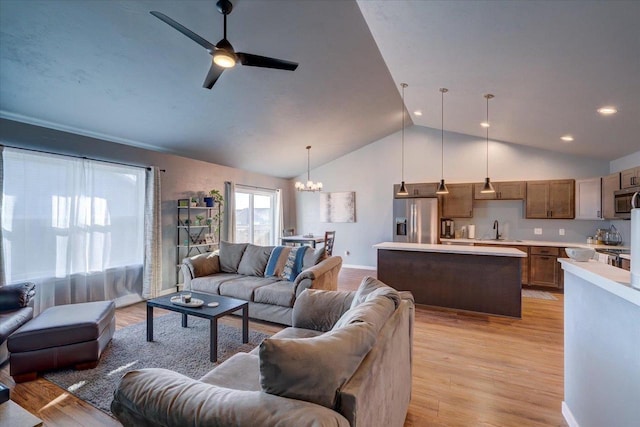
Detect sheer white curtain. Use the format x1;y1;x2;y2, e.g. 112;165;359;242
142;166;162;299
1;148;145;313
223;181;236;242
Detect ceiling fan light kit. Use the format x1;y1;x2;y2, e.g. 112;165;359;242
150;0;298;89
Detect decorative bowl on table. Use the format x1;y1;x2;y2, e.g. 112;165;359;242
565;247;595;262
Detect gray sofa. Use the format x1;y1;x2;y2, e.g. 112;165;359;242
180;242;342;325
112;276;414;426
0;282;36;365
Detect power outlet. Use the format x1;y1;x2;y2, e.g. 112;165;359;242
344;250;350;256
559;228;565;236
534;228;543;235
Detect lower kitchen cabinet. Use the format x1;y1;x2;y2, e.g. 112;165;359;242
477;244;529;285
529;246;565;288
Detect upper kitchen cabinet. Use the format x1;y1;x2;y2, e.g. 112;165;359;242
474;181;526;200
620;166;640;188
393;182;438;198
440;183;473;218
526;179;575;219
575;177;603;220
601;172;620;219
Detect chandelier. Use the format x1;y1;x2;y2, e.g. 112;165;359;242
295;145;323;192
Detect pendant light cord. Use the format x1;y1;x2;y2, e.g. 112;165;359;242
441;89;445;180
401;83;407;182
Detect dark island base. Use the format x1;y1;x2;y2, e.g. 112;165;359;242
377;249;522;318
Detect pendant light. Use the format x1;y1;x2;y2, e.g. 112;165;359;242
480;93;496;193
436;88;449;195
295;146;323;192
397;83;409;196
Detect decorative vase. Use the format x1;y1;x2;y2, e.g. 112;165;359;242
204;197;214;207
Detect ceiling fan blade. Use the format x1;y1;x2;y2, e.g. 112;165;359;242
203;62;224;89
150;11;217;52
236;52;298;71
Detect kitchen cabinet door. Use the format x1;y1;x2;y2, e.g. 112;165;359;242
474;181;526;200
621;166;640;188
440;183;473;218
526;180;574;219
601;172;620;219
575;177;603;220
529;255;558;287
525;181;550;218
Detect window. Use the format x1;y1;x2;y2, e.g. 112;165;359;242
1;148;145;311
234;187;278;246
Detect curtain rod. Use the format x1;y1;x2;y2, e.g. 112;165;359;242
231;182;279;192
1;144;166;172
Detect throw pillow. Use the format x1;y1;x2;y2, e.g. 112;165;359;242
350;276;395;309
281;246;309;282
264;246;292;277
219;241;248;273
332;294;396;335
303;246;326;270
237;244;274;277
259;321;377;408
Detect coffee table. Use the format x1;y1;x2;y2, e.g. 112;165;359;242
146;292;249;362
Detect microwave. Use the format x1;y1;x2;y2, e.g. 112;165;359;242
614;187;640;219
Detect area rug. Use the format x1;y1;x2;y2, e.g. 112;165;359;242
522;289;558;300
43;313;269;416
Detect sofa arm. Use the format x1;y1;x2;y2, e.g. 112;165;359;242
292;289;355;332
0;282;36;312
112;368;349;427
294;256;342;296
180;253;220;290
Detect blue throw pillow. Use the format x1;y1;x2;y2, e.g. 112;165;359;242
281;246;309;282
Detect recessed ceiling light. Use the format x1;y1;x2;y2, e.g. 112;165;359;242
561;135;574;142
480;122;490;128
414;110;423;116
597;106;618;115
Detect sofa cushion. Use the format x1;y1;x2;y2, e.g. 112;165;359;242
281;246;309;282
303;247;327;270
0;306;34;342
292;289;355;332
264;246;292;277
219;242;248;273
190;274;243;295
199;352;261;391
332;294;396;335
183;253;219;279
259;321;376;409
219;276;279;301
351;276;400;309
237;245;273;277
0;282;36;312
253;281;296;307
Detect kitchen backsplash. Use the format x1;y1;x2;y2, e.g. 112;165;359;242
453;200;629;244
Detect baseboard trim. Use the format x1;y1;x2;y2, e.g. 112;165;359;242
114;293;144;308
562;401;580;427
342;264;376;270
159;286;181;296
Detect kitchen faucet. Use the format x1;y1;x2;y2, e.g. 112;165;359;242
493;220;501;240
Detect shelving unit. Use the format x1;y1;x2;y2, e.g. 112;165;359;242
176;203;221;285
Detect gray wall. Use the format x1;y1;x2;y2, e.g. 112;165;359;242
0;118;295;290
295;125;612;267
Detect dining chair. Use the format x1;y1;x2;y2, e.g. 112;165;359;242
282;228;296;246
324;231;336;256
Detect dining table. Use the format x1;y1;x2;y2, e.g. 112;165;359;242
280;234;325;248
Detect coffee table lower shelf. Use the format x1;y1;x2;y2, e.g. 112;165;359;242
146;292;249;363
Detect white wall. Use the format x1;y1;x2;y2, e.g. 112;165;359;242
295;125;611;267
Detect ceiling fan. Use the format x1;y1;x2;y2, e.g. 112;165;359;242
150;0;298;89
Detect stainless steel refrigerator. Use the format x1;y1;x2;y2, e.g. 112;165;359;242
393;198;438;243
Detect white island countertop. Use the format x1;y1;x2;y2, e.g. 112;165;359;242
559;258;639;306
373;242;527;257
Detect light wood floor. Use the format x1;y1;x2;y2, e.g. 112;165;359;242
1;268;567;426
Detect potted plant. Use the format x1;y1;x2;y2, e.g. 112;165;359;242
190;197;198;207
195;215;205;226
204;189;224;208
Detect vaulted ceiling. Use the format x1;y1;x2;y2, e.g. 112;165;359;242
1;1;638;179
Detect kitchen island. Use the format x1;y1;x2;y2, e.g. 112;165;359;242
559;259;639;427
374;242;527;317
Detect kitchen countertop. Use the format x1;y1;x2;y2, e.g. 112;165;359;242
620;254;631;261
559;258;639;306
441;238;630;251
373;242;527;257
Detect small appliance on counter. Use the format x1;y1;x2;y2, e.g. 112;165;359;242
595;225;622;246
440;218;454;239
